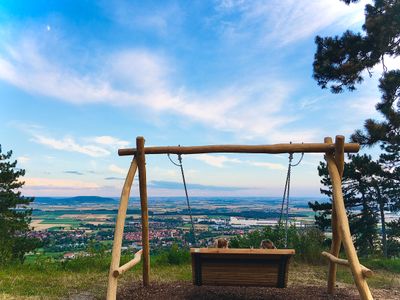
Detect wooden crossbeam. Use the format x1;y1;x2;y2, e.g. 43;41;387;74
113;249;143;278
118;142;360;156
322;252;373;278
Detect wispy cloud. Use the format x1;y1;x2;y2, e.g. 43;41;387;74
0;32;308;140
24;177;100;189
101;1;183;37
64;170;84;175
250;161;286;171
31;134;111;157
104;176;125;180
91;136;130;148
17;155;30;164
0;39;122;104
108;164;126;175
192;154;286;170
214;0;368;46
13;122;129;157
193;154;241;168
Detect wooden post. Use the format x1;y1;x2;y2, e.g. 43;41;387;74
326;137;373;300
136;136;150;287
326;136;342;294
334;135;345;177
107;159;138;300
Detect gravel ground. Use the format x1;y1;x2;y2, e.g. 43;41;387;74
117;281;399;300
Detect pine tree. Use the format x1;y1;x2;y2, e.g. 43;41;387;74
313;0;400;93
309;155;379;256
0;145;36;264
313;0;400;257
351;66;400;258
386;218;400;256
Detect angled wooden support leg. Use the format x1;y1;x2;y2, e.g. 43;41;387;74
327;200;342;294
107;159;138;300
326;138;373;300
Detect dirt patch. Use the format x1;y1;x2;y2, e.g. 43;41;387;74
117;281;399;300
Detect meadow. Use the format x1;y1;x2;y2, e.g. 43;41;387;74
0;250;399;299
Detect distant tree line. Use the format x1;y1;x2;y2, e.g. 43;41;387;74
310;0;400;257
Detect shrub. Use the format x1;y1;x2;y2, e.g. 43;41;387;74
230;225;326;264
152;244;190;266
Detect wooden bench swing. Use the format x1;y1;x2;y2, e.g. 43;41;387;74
106;135;374;300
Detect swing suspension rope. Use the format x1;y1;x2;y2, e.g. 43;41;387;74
168;151;196;246
168;144;303;249
279;150;304;248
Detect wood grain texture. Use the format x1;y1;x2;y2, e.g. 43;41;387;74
322;252;373;278
326;154;373;300
113;249;143;278
106;159;137;300
325;137;343;294
190;248;295;255
119;142;360;156
137;137;150;287
335;135;345;178
191;251;294;288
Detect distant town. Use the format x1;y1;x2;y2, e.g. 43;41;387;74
26;196;320;260
29;195;399;260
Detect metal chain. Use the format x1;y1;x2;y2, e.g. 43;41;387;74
279;150;304;248
167;151;196;246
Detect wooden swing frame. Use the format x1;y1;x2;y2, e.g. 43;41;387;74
106;135;373;300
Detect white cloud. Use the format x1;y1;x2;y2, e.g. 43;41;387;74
348;96;380;117
372;55;400;75
215;0;369;46
24;177;100;189
13;123;130;157
0;23;325;141
0;37;126;104
250;161;286;170
0;36;303;140
31;134;111;157
102;1;183;37
92;136;130;148
193;154;241;168
17;156;30;164
108;164;126;175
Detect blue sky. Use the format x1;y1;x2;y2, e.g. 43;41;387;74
0;0;391;198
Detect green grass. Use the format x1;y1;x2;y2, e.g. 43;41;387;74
0;254;190;299
361;257;400;273
0;254;398;299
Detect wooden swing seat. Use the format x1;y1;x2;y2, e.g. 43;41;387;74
190;248;295;288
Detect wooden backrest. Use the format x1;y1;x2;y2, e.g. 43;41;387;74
190;248;295;288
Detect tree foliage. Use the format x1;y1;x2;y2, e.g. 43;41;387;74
0;145;37;264
313;0;400;93
230;225;326;264
312;0;400;257
309;155;380;256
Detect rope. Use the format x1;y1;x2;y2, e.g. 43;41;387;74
279;146;304;248
167;150;196;246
